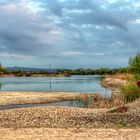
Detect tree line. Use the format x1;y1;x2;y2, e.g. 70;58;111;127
59;68;127;75
0;53;140;76
60;53;140;75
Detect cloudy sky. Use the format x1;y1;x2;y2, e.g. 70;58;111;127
0;0;140;68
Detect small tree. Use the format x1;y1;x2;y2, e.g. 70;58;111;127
128;53;140;73
0;63;3;73
0;63;8;74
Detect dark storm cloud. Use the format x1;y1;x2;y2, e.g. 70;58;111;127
0;0;61;55
41;0;133;29
39;0;140;54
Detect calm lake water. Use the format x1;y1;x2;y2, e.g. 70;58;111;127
0;75;112;109
0;75;111;94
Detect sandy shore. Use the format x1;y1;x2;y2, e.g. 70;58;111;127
0;92;139;139
0;128;139;140
0;104;139;140
0;92;139;129
100;75;126;90
0;92;99;106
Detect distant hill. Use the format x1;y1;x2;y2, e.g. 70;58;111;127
6;67;58;73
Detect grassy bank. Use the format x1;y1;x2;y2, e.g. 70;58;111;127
100;73;140;108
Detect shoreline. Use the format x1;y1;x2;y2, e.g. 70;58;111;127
0;74;71;77
0;92;100;106
0;74;104;78
0;91;139;129
100;75;126;90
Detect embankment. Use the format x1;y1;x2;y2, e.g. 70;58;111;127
100;75;127;90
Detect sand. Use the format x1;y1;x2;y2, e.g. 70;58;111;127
0;92;99;106
0;128;139;140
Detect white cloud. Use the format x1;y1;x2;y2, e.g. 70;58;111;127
0;3;16;13
62;51;84;56
0;52;33;60
130;19;140;24
89;52;106;56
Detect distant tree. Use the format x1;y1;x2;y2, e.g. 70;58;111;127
0;63;9;74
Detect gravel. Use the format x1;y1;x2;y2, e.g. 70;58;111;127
0;106;139;128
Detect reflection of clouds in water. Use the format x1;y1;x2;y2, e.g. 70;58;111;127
0;100;94;110
0;76;112;94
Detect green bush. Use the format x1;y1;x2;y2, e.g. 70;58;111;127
121;74;140;102
128;52;140;73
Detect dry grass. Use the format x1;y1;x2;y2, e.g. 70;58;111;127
105;74;133;80
113;74;133;80
101;77;126;89
89;95;124;108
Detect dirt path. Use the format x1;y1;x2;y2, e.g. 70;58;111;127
0;128;139;140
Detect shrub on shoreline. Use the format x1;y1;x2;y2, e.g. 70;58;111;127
121;74;140;102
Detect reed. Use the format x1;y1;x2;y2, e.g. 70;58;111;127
89;94;124;108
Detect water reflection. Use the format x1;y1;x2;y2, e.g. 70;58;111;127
0;83;2;91
0;99;96;110
0;94;112;110
0;75;112;96
63;96;96;108
0;75;114;110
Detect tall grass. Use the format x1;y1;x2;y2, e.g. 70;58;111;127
121;74;140;102
89;94;124;108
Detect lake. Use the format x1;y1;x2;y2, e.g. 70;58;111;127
0;75;111;94
0;75;112;109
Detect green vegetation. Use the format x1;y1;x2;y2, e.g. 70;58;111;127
59;67;127;75
0;63;8;75
11;70;48;77
0;52;139;78
121;74;140;102
128;52;140;73
120;53;140;102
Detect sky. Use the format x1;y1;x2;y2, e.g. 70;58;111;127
0;0;140;69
